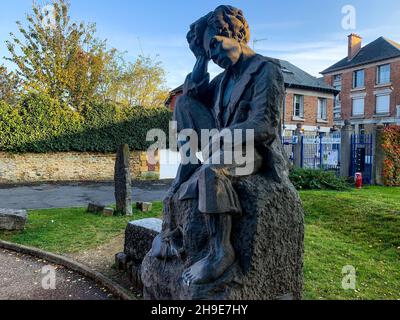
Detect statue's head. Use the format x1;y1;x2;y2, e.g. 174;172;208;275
189;5;250;69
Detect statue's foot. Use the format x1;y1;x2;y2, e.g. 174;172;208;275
182;243;235;285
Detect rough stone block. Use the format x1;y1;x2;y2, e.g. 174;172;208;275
141;173;304;300
136;202;153;213
124;218;162;263
114;144;132;216
0;209;28;231
87;203;105;214
103;207;115;217
115;252;128;270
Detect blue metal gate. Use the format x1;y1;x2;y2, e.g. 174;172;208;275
301;133;341;173
282;136;297;166
350;134;373;184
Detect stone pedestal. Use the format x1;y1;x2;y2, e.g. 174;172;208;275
141;172;304;300
0;209;28;231
115;218;162;289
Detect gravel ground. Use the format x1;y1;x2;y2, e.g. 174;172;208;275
0;249;115;300
67;234;143;299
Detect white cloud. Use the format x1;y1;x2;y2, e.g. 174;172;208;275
255;39;347;76
252;21;305;32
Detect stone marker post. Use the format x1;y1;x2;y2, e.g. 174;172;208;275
293;123;303;168
115;144;133;216
340;120;353;179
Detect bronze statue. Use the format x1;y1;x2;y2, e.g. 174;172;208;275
142;5;304;300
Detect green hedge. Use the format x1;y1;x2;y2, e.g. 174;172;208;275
289;168;351;191
0;92;172;153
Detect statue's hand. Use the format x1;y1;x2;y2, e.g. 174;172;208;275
189;40;208;59
187;23;208;59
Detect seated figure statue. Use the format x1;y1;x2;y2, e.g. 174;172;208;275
143;5;304;300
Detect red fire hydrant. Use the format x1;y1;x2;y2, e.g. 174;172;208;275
355;172;363;189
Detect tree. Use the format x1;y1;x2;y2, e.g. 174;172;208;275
5;0;113;109
0;65;19;104
101;54;169;108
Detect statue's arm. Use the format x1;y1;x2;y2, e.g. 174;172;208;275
228;60;285;145
182;56;213;105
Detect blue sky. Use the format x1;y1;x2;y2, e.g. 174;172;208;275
1;0;400;89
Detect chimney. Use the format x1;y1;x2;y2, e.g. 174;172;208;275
348;33;362;60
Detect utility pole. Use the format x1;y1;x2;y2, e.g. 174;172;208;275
253;38;268;50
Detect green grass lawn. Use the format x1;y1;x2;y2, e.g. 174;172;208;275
0;187;399;300
0;203;162;254
301;187;400;300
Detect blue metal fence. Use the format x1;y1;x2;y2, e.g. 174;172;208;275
301;133;341;173
282;132;375;185
282;136;297;166
350;134;374;184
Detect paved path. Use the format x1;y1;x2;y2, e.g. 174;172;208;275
0;249;113;300
0;181;171;210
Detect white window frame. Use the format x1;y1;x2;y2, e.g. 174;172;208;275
352;97;365;116
377;64;391;85
293;94;304;118
375;93;390;114
317;98;328;121
353;69;365;89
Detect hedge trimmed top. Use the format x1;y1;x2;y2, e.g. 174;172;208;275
0;93;172;153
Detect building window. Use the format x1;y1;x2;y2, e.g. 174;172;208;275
333;74;342;109
333;74;342;89
377;64;391;85
376;94;390;114
317;98;327;120
353;69;365;88
352;97;364;116
293;94;304;118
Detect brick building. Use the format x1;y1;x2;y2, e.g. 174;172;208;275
279;60;338;135
321;34;400;134
165;58;338;136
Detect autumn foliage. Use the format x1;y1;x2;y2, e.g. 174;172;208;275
3;0;168;109
381;125;400;186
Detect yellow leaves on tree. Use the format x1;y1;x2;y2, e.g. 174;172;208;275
5;0;112;110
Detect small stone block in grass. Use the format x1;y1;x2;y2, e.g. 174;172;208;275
87;203;105;214
115;252;127;270
103;208;115;217
0;208;28;231
136;202;153;212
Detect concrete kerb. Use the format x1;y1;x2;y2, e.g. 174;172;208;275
0;240;135;300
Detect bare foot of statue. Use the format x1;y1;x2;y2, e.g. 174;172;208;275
182;241;235;285
182;214;235;285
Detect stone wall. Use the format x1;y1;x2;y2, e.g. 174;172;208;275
0;151;160;184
